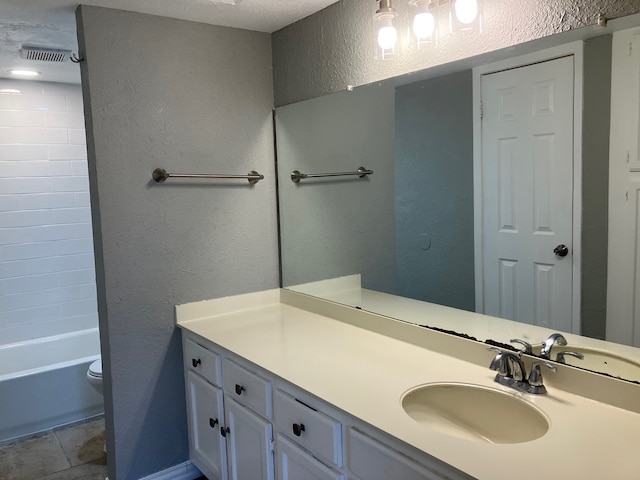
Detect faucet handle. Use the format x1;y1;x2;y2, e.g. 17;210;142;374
527;361;557;394
555;351;584;363
487;347;510;377
510;338;533;354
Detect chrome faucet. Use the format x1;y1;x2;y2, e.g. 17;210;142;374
492;350;526;381
488;348;527;386
488;348;556;395
540;333;567;359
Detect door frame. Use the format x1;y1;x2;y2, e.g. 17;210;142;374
472;41;584;334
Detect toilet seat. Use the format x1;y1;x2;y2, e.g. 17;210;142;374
88;359;102;378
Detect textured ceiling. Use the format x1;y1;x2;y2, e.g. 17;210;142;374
0;0;339;84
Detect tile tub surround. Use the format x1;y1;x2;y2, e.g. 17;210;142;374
0;417;107;480
0;79;97;345
176;289;640;480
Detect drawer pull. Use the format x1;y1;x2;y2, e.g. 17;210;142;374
292;423;306;437
192;358;201;368
235;384;245;395
209;418;218;428
220;426;230;437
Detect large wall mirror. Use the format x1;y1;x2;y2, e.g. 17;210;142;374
276;12;640;383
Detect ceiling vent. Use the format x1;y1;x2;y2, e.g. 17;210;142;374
20;46;71;63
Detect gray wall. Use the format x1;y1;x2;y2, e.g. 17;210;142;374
582;35;612;340
277;81;397;293
272;0;640;106
395;71;475;311
76;6;279;480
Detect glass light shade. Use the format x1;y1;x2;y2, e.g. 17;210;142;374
378;24;398;50
450;0;481;34
454;0;478;24
413;12;435;39
374;4;398;60
409;0;437;50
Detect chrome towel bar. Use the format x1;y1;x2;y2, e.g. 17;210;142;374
152;168;264;184
290;166;373;183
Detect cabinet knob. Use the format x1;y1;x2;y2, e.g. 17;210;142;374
192;358;201;368
292;423;305;437
235;384;245;395
209;418;218;428
220;426;230;437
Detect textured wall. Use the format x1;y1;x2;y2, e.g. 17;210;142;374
273;0;640;106
395;70;475;311
77;6;278;480
0;79;96;345
277;81;397;293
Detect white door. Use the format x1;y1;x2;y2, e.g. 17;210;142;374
275;435;344;480
185;370;228;480
607;28;640;346
225;396;274;480
480;55;575;331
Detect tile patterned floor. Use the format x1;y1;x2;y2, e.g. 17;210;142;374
0;418;107;480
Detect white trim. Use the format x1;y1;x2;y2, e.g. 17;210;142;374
137;461;202;480
472;41;584;335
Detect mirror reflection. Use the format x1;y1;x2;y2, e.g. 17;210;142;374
276;18;640;382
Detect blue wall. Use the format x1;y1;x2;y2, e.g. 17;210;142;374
395;71;475;311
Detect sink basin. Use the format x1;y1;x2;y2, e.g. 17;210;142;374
532;345;640;380
401;383;549;444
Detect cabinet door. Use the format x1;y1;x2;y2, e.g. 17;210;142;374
276;435;344;480
185;370;228;480
225;396;274;480
348;428;469;480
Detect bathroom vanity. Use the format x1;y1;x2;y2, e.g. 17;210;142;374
176;289;640;480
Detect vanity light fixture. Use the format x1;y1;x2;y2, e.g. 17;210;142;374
9;69;40;77
375;0;398;59
409;0;437;49
450;0;481;33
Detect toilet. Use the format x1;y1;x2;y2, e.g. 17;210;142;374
87;357;107;459
87;357;103;395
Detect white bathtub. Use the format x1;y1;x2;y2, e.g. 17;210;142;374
0;328;104;444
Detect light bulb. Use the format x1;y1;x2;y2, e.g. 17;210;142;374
454;0;478;24
377;25;398;50
413;12;435;39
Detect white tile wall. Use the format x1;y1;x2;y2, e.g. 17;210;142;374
0;79;98;345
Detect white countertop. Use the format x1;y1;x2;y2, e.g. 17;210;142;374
176;289;640;480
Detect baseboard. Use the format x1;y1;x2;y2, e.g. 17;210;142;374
138;461;203;480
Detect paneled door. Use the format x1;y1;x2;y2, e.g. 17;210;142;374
607;27;640;346
479;55;575;331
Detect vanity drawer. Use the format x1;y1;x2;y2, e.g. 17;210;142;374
183;337;221;387
274;390;343;467
222;358;272;418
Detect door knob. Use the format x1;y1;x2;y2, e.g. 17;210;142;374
553;244;569;257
